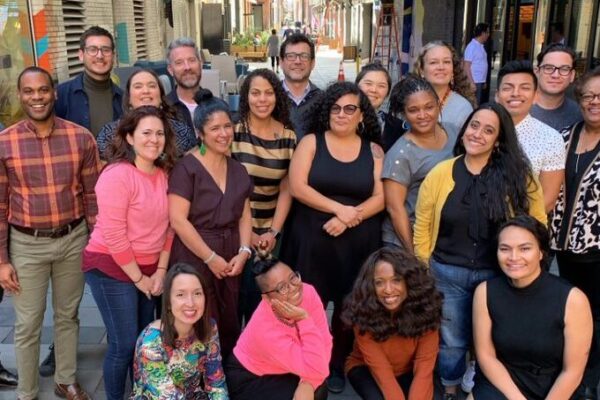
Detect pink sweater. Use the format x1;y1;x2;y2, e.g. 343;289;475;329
233;283;332;389
85;162;173;266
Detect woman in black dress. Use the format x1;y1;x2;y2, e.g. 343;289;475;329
281;81;384;393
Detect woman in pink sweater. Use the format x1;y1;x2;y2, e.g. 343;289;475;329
225;256;332;400
82;106;177;400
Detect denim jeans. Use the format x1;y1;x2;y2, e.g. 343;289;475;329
430;259;498;386
85;271;156;400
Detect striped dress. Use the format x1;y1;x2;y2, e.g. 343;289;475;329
231;123;296;234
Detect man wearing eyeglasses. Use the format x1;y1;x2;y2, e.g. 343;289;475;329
495;60;566;212
532;44;583;132
55;26;123;137
280;33;322;141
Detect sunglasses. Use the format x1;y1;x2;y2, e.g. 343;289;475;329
331;104;359;115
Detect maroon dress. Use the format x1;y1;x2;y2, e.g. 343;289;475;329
168;153;252;357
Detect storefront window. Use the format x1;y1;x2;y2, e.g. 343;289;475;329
591;6;600;69
0;0;34;127
533;0;550;59
569;0;594;74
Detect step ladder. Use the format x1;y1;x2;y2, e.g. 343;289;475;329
371;4;401;78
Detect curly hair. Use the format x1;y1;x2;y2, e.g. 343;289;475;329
107;105;177;172
454;102;536;222
342;247;442;341
238;68;292;130
413;41;476;106
305;81;381;144
574;66;600;103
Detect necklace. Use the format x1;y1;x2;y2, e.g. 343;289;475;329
439;87;452;111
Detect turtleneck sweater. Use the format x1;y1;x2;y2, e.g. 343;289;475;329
83;72;114;136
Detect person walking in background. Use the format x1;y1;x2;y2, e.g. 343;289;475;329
232;68;295;322
383;75;458;251
356;62;404;152
82;106;177;400
495;60;566;212
267;30;280;73
0;66;100;400
413;102;546;400
281;81;384;394
551;67;600;400
414;41;475;135
96;68;197;160
343;248;442;400
55;26;123;137
463;23;490;105
280;33;322;140
532;44;583;132
168;89;253;358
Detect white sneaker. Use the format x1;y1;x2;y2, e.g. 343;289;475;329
461;360;476;393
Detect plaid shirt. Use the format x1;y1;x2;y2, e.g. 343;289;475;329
0;117;101;263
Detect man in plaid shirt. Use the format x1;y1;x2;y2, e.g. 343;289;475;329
0;66;101;400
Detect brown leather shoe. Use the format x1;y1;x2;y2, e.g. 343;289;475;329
54;383;91;400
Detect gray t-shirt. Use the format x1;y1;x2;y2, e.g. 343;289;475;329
531;98;583;132
381;122;458;247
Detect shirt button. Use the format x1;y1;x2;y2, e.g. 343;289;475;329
473;243;477;247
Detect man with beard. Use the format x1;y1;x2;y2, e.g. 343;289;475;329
279;33;322;140
0;66;101;400
55;26;123;137
166;37;203;131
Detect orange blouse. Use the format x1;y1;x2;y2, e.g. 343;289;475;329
345;327;439;400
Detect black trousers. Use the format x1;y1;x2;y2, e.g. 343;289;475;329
225;354;328;400
557;251;600;389
347;365;413;399
270;56;279;68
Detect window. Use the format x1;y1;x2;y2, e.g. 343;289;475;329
133;0;147;60
62;0;86;77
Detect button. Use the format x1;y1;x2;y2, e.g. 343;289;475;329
473;242;477;247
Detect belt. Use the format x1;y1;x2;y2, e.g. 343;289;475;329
11;217;84;238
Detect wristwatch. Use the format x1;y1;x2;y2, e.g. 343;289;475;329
238;245;252;256
268;228;281;240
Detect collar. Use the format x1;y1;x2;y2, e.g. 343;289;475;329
73;72;122;96
515;114;533;129
23;116;58;139
282;80;313;105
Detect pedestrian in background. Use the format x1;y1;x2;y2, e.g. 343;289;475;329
267;30;280;73
464;23;490;105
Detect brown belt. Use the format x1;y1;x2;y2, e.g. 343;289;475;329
11;217;84;238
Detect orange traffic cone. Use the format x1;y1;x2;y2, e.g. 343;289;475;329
337;61;345;81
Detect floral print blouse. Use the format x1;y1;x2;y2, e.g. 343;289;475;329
130;320;229;399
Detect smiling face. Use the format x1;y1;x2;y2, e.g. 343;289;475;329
329;93;363;134
403;90;439;136
126;115;166;166
495;72;536;124
373;261;407;313
357;71;389;110
128;71;162;109
78;35;114;80
421;45;454;88
18;71;57;123
170;273;206;333
248;76;276;120
536;51;575;96
280;42;315;84
579;76;600;126
497;225;543;287
167;46;202;90
199;111;234;155
461;109;500;159
262;263;304;306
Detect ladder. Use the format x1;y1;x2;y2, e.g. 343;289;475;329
371;4;401;77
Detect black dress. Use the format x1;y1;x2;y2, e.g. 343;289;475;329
281;133;382;304
473;271;572;399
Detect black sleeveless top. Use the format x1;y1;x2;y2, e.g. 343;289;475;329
485;271;572;399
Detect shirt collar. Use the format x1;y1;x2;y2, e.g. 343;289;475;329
282;80;312;105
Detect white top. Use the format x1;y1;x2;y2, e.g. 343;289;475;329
181;99;197;121
515;114;566;176
464;38;488;83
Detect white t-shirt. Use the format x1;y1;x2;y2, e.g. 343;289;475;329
515;114;566;176
464;39;488;83
181;99;197;121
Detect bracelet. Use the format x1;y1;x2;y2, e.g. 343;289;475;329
238;245;252;256
204;250;216;264
133;274;144;284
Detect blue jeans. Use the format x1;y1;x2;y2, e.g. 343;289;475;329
430;259;498;386
85;271;156;400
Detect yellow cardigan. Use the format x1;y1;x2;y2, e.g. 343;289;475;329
413;157;548;263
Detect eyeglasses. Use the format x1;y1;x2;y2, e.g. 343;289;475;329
83;46;114;56
331;104;359;115
284;52;311;61
262;271;302;296
539;64;573;76
580;93;600;103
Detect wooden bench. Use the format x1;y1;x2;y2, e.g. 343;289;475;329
235;51;267;61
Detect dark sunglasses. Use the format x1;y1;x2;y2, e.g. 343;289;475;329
331;104;359;115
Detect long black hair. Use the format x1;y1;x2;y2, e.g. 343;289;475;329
306;81;381;143
342;247;442;341
454;102;536;222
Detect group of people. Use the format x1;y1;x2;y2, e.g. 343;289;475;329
0;22;598;400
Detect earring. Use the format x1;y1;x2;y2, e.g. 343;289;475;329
450;76;455;87
199;142;207;156
358;121;365;133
